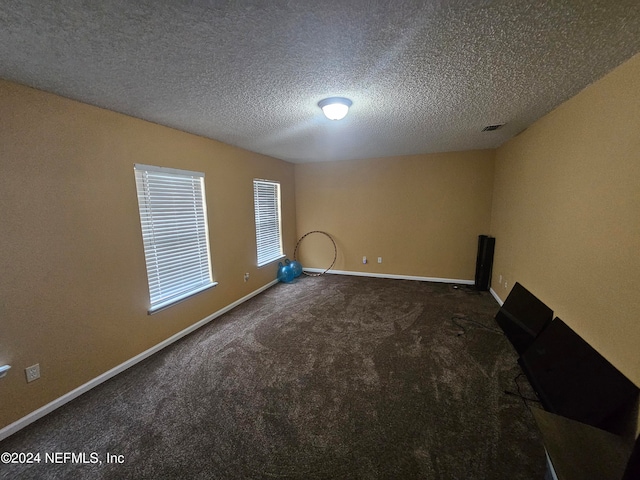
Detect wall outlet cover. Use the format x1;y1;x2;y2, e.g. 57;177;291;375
25;364;40;383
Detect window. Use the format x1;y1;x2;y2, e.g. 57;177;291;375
134;164;215;313
253;179;283;266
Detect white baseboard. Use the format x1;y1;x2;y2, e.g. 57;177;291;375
489;287;504;306
0;279;278;442
545;450;560;480
304;269;505;306
303;268;475;285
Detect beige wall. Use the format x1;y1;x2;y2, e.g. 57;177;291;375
490;53;640;390
294;151;495;280
0;80;296;430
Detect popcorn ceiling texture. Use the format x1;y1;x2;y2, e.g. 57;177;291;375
0;0;639;163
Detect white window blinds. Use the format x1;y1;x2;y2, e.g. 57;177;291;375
253;179;283;266
134;164;215;313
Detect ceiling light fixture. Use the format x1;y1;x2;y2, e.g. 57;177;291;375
318;97;352;120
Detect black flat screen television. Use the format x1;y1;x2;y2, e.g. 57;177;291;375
494;282;553;355
519;317;639;433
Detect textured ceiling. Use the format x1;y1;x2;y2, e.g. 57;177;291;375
1;1;639;163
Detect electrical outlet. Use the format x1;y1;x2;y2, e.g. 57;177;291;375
377;257;382;263
363;256;367;264
244;272;250;282
25;364;40;383
504;281;508;289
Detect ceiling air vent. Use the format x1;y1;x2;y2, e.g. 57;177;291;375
482;124;505;132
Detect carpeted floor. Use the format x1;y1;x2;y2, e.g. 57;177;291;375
0;275;545;479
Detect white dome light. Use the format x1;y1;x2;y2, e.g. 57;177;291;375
318;97;352;120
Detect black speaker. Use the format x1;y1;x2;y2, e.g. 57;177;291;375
474;235;495;291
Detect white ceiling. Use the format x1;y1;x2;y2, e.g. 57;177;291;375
1;1;639;163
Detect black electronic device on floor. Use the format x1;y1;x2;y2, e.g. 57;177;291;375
494;281;553;355
532;408;637;480
519;317;639;434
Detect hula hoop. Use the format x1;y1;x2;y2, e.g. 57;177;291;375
293;231;337;276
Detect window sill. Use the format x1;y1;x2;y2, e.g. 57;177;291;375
257;254;286;268
147;282;218;315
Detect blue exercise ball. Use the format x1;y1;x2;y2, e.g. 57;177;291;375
277;262;295;283
286;259;303;278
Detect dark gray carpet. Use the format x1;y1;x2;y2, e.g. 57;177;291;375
0;275;545;479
